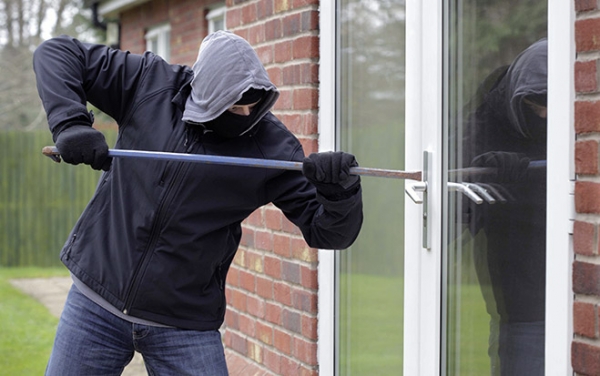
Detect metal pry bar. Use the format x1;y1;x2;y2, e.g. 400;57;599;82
42;146;423;181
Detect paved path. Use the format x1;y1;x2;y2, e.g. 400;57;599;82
9;277;147;376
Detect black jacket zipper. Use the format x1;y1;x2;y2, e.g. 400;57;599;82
122;136;198;315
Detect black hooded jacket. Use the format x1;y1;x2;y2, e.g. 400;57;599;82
461;39;547;323
32;34;363;330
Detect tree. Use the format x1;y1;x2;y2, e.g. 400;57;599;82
0;0;101;130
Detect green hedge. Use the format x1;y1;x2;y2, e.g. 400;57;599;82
0;129;116;267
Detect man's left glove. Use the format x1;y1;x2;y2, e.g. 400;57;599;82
55;125;112;171
302;151;361;200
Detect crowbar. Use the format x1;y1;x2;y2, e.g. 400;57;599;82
42;146;423;181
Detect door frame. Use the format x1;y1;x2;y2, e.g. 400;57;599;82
317;0;573;374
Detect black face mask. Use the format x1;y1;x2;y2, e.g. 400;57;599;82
203;110;256;138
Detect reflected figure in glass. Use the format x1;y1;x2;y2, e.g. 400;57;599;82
460;39;547;376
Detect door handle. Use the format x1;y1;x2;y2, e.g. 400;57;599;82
405;151;431;249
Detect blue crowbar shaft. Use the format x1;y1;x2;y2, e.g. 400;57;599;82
42;146;423;181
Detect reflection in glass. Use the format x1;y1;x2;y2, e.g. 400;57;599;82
336;0;406;374
445;1;547;375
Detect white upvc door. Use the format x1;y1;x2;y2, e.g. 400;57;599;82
319;0;573;375
403;0;574;375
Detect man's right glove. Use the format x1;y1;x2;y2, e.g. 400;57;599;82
302;151;361;200
471;151;530;183
55;125;112;171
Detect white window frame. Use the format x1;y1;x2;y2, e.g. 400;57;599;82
319;0;574;374
145;23;171;62
317;1;336;375
207;4;226;34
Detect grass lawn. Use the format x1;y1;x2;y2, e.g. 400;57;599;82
0;267;69;375
339;273;491;375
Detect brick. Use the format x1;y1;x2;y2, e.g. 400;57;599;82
301;9;319;31
292;238;317;262
239;314;256;336
267;66;283;86
294;87;319;110
573;220;597;256
299;137;318;155
247;295;266;318
274;328;292;354
265;255;282;278
572;341;600;375
241;3;257;24
293;337;318;365
274;281;293;306
576;140;600;175
300;265;318;290
282;260;301;284
256;45;274;65
265;19;283;41
274;234;293;257
280;357;301;375
573;261;600;295
275;0;290;13
225;309;240;330
292;288;317;313
263;347;281;374
275;40;294;63
265;208;283;230
574;301;597;338
229;331;248;356
576;0;598;12
293;35;320;59
239;269;256;292
273;88;293;111
577;18;600;52
255;230;273;251
257;0;274;19
265;301;283;324
230;289;248;311
302;315;318;340
226;7;242;29
293;0;319;7
247;24;265;45
283;13;302;36
576;61;598;93
247;340;263;363
256;320;274;345
282;308;302;333
576;181;600;213
256;276;274;299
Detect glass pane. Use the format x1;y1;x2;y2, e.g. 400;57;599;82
444;1;547;375
336;1;406;375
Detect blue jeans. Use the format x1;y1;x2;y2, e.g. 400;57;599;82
45;285;228;376
498;321;544;376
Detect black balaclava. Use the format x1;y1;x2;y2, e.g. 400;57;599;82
203;88;265;138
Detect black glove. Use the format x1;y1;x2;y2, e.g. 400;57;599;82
302;151;360;200
471;151;530;183
55;125;112;171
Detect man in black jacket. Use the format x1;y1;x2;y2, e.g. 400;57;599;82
33;31;363;375
461;39;547;376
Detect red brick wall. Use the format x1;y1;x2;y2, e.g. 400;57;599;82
120;0;222;66
223;1;320;375
117;0;321;374
573;1;600;374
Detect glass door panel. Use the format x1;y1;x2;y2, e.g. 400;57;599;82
336;0;406;374
444;1;547;375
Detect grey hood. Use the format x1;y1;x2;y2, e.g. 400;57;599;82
182;31;279;130
504;38;547;138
